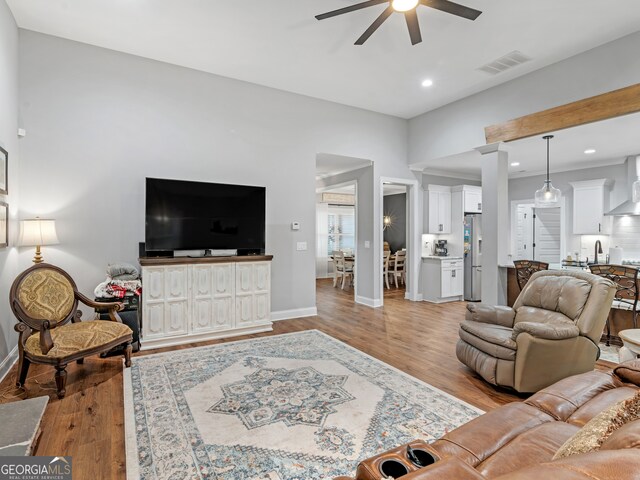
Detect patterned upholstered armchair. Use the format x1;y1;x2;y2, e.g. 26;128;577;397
11;263;133;398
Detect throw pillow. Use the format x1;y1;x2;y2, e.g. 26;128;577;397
553;390;640;460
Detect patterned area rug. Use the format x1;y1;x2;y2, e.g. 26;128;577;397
124;330;482;479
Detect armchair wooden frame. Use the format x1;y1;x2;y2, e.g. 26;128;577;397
589;264;639;346
11;263;133;399
513;260;550;291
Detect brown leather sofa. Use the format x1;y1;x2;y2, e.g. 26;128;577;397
457;270;616;392
336;360;640;480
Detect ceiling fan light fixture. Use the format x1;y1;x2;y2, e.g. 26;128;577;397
392;0;419;12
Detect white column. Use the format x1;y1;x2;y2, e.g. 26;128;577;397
476;143;510;305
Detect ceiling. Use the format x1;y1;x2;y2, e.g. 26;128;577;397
8;0;640;118
422;112;640;179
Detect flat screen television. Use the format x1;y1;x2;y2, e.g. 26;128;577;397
145;178;265;253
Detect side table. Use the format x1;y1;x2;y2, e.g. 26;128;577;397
619;329;640;363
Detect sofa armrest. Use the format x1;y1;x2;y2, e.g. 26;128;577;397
613;360;640;387
511;321;580;341
466;304;516;327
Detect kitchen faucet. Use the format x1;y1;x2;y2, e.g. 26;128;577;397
594;240;603;264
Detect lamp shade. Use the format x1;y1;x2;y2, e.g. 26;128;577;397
18;219;59;247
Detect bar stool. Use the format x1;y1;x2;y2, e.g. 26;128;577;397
513;260;549;291
589;264;639;346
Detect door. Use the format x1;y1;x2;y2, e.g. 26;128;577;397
534;208;561;264
515;204;534;259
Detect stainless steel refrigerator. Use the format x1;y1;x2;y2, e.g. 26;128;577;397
464;214;482;302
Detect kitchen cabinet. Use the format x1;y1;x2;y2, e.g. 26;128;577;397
422;257;463;303
441;259;464;298
463;187;482;213
427;186;452;234
570;179;612;235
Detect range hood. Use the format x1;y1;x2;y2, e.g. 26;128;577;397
605;156;640;216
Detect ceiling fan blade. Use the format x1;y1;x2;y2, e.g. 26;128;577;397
316;0;389;21
355;6;394;45
420;0;482;20
405;10;422;45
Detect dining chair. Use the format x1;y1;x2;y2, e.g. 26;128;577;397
391;251;406;288
332;251;354;289
383;250;391;289
513;260;549;291
588;264;639;346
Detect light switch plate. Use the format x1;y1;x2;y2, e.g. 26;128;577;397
296;242;307;251
364;241;370;249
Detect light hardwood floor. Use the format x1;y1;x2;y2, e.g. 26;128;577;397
0;279;613;479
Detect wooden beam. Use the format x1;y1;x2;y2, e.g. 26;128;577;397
485;83;640;144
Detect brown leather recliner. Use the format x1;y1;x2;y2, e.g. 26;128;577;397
457;270;616;392
336;360;640;480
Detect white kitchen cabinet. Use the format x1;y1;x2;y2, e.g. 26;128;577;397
140;257;273;350
422;257;464;303
570;179;612;235
441;259;464;298
463;187;482;213
427;186;452;234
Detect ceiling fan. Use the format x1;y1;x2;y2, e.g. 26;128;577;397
316;0;482;46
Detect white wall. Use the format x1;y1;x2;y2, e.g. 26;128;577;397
18;30;413;318
0;0;19;377
409;31;640;164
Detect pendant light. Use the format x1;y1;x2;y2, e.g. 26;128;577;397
534;135;561;208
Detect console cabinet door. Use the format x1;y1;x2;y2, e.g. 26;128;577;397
191;264;235;333
142;267;166;340
192;265;215;333
253;263;271;323
212;264;234;330
235;262;271;326
164;266;189;336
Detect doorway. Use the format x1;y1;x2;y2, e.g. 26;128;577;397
379;177;421;304
382;183;408;295
316;181;358;300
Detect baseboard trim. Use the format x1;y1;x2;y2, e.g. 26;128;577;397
0;345;18;385
271;307;318;322
355;296;383;308
140;324;273;351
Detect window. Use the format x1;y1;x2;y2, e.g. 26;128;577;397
327;205;355;254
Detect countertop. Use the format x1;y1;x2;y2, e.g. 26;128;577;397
422;255;463;260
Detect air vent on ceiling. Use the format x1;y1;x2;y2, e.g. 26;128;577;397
477;51;532;75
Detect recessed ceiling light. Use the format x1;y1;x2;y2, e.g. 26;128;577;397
421;79;434;88
392;0;419;12
584;149;596;155
510;162;520;167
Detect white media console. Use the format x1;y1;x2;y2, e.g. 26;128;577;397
139;255;273;350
